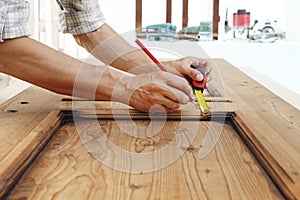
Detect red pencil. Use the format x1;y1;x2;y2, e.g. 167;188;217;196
135;39;168;72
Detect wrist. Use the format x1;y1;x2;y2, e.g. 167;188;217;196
95;66;130;103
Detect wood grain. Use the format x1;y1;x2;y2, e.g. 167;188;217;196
0;86;63;198
0;87;62;161
135;0;142;32
166;0;172;23
8;120;282;200
1;59;300;199
182;0;189;28
213;59;300;199
213;0;220;40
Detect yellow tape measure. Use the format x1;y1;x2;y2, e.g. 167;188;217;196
194;89;210;115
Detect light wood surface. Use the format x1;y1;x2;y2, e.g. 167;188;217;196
8;120;282;200
0;59;299;199
213;59;300;199
0;87;63;198
241;67;300;110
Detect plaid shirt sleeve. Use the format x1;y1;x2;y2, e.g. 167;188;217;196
0;0;105;42
56;0;106;35
0;0;31;42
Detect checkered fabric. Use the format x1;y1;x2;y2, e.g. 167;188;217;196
0;0;30;42
56;0;105;34
0;0;105;42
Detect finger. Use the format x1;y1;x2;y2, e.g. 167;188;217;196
168;87;191;105
177;63;203;82
150;93;181;109
129;89;180;112
166;86;191;105
151;84;190;105
184;56;212;75
162;73;193;97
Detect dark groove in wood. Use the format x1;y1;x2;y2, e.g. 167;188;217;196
62;110;233;122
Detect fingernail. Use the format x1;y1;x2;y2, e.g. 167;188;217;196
196;74;203;81
184;97;189;104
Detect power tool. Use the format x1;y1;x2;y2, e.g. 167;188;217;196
250;19;285;43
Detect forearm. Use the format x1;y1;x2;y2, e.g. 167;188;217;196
0;37;125;101
73;24;206;82
74;23;160;74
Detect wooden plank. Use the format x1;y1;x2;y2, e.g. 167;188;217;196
166;0;172;23
0;87;62;162
213;0;220;40
0;86;64;198
240;67;300;110
213;59;300;199
182;0;189;28
8;120;282;199
135;0;142;32
232;112;300;199
0;111;62;198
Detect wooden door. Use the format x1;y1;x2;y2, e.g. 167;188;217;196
1;59;299;199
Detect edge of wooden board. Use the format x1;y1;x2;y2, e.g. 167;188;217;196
231;111;298;199
0;110;63;199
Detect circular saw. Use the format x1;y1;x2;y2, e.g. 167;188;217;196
250;19;285;42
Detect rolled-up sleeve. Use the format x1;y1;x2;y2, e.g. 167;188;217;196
56;0;106;35
0;0;30;42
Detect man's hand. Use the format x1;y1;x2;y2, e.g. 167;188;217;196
161;56;212;83
115;71;193;113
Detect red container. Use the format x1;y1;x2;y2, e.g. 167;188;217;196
233;9;250;28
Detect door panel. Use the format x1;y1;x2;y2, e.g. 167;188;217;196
9;118;282;199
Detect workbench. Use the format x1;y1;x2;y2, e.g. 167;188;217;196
0;59;299;199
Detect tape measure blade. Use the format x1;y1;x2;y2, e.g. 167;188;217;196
194;89;210;113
